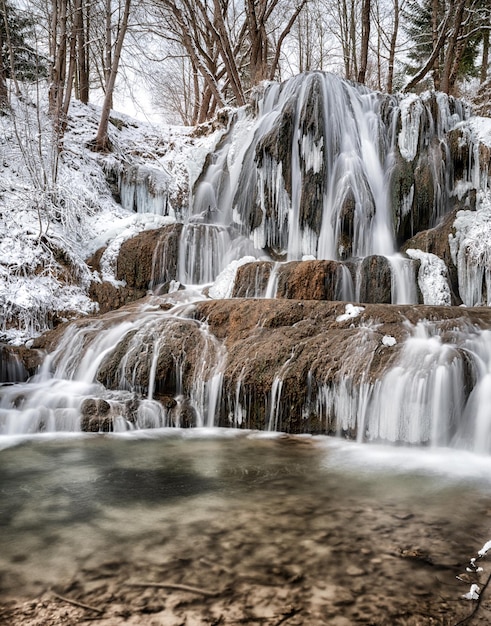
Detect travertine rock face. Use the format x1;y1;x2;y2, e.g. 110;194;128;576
29;298;491;438
116;224;182;288
87;224;183;312
232;257;402;304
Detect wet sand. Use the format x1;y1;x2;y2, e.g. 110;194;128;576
1;432;491;625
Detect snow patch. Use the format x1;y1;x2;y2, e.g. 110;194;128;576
405;249;452;306
462;584;480;600
209;256;256;299
382;335;397;347
478;539;491;557
468;116;491;148
336;303;365;323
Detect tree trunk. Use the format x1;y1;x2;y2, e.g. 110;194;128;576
441;0;467;94
210;0;245;105
93;0;131;151
0;24;8;110
349;0;357;79
49;0;68;127
481;28;489;83
431;0;440;89
357;0;370;83
386;0;399;93
76;0;89;103
104;0;112;108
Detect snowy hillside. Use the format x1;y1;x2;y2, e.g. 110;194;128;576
0;93;223;344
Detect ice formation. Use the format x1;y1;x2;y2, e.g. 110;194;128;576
406;249;452;306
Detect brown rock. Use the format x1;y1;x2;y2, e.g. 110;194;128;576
232;261;273;298
275;260;347;301
116;224;182;289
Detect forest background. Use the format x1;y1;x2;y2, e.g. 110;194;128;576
1;0;490;149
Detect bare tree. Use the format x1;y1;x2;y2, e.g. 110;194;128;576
357;0;370;82
92;0;131;150
150;0;307;123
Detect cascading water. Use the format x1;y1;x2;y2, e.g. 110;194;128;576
1;72;490;454
296;319;491;451
0;296;227;435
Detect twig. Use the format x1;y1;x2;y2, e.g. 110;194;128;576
272;607;300;625
454;569;491;626
51;591;104;614
124;581;220;597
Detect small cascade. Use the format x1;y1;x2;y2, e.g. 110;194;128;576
300;321;491;450
0;346;28;383
387;255;418;305
176;224;256;285
364;323;468;445
0;298;227;435
265;262;280;298
149;227;183;288
336;265;355;301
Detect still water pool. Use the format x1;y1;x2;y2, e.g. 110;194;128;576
1;429;491;625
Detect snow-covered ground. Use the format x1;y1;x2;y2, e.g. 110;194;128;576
0;89;223;344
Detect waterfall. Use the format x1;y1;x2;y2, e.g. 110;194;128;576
2;71;490;455
302;321;491;450
0;299;227;435
388;255;418;305
192;72;473;266
0;346;28;383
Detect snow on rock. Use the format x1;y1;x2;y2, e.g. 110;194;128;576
462;584;480;600
0;85;219;344
209;256;256;299
449;191;491;306
97;213;176;284
0;270;98;345
478;539;491;557
468;116;491;148
406;249;452;306
382;335;397;347
336;303;365;323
